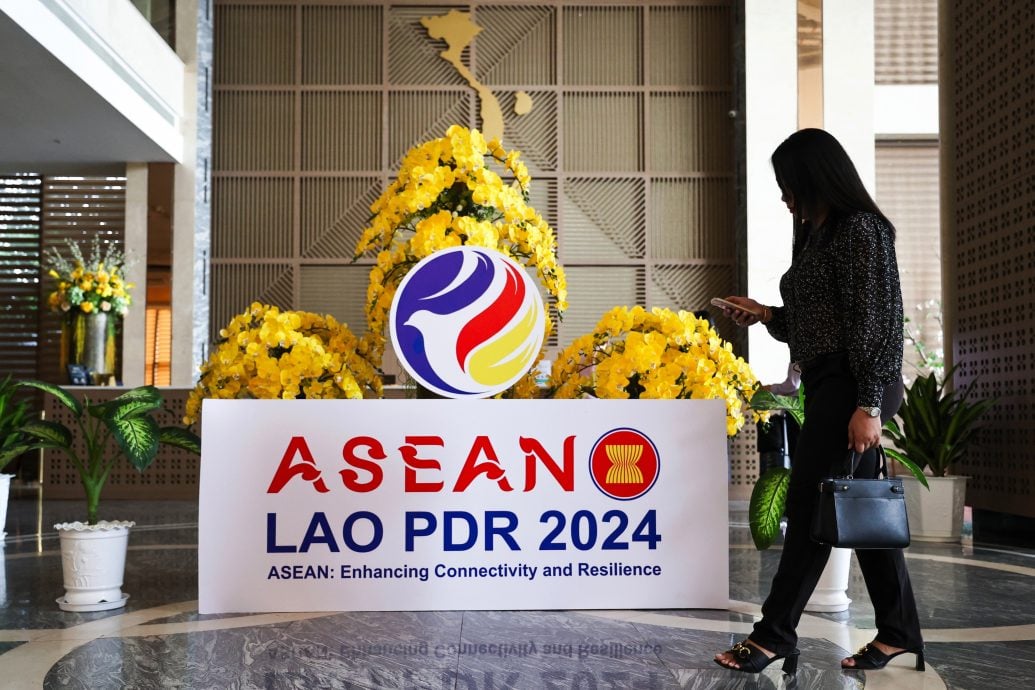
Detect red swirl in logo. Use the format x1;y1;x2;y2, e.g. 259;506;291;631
588;428;660;500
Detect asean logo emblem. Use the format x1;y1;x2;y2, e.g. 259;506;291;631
589;428;660;500
390;246;546;398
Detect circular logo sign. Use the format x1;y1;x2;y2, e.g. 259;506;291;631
390;246;546;398
588;428;660;500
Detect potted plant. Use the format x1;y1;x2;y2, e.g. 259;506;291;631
11;381;200;611
883;366;996;542
0;375;31;537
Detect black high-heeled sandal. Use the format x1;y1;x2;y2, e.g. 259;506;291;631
715;641;800;674
842;642;925;671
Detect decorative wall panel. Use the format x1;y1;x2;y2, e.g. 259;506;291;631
948;1;1035;517
0;175;42;383
212;0;736;421
213;92;294;171
649;5;731;86
387;92;471;164
650;178;734;259
300;177;381;259
302;5;382;84
564;265;644;338
299;265;370;336
497;90;558;175
388;6;468;85
562;178;645;261
649;93;732;172
214;4;295;84
209;263;293;336
563;93;643;171
474;5;555;86
302;92;382;170
563;6;641;86
212;178;292;258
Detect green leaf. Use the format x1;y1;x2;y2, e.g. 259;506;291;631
0;443;40;467
884;448;930;489
17;380;82;417
748;467;790;550
93;386;163;420
158;426;202;455
21;419;73;448
108;414;159;472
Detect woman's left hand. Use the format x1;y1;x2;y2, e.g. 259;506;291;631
847;409;882;454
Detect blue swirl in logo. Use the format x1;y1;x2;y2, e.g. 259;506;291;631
390;247;546;398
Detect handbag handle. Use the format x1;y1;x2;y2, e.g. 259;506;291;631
843;445;889;479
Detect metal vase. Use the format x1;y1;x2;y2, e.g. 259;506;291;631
82;312;110;376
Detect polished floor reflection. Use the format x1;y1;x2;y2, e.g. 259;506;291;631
2;496;1034;689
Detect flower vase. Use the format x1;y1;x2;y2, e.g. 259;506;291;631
64;312;116;380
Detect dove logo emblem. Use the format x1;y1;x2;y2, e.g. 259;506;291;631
390;247;546;398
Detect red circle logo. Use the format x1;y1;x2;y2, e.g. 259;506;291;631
589;428;660;500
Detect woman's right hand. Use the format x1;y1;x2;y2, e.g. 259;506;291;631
717;296;767;327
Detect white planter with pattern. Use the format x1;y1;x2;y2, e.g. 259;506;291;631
55;520;135;611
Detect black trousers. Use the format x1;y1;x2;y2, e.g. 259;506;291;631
750;353;923;655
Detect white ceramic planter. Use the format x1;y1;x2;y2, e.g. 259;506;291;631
54;520;135;611
900;475;967;543
0;473;11;539
805;547;852;612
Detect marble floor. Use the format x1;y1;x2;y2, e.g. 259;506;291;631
2;495;1033;690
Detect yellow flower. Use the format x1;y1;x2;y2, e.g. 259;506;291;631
44;238;133;318
548;306;760;436
184;303;382;425
353;125;568;396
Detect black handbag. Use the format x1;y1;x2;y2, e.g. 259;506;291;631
810;446;910;549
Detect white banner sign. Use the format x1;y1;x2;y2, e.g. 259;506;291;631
198;399;729;613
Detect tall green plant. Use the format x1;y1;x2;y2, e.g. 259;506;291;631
883;366;996;477
0;376;31;471
746;388;802;550
8;382;200;524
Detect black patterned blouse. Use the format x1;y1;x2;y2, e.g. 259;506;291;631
764;211;904;409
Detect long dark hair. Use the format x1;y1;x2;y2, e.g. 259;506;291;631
771;128;893;256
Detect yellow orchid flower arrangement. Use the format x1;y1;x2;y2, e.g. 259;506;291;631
184;303;381;425
353;124;567;383
547;306;763;436
44;237;133;317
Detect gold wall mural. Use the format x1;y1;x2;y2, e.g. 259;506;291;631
213;1;737;375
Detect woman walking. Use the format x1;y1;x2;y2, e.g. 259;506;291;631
713;128;924;674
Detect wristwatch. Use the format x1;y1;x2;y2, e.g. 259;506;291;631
859;406;881;418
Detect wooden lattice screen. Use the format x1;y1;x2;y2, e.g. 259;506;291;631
948;1;1035;518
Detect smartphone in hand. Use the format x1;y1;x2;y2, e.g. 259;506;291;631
710;297;762;317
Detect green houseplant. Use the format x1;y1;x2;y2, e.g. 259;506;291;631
882;366;996;542
8;381;200;611
0;375;31;536
13;381;200;524
882;366;996;478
